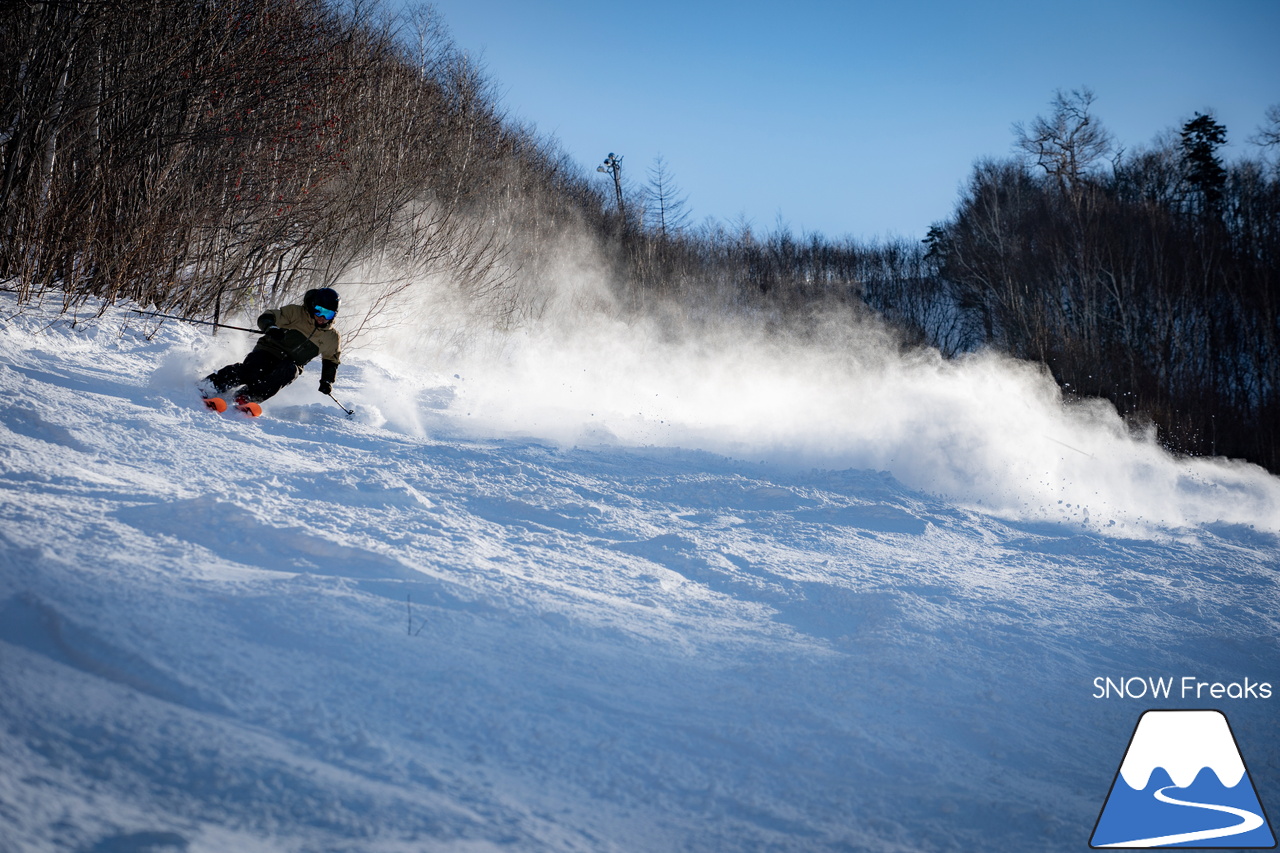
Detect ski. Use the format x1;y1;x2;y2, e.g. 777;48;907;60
201;396;262;417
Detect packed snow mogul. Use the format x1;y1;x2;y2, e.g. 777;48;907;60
201;288;341;412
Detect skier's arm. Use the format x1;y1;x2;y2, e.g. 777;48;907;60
319;359;337;394
257;310;285;338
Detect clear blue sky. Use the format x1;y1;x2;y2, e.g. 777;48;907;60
410;0;1280;241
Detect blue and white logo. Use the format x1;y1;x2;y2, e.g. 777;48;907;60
1091;710;1275;848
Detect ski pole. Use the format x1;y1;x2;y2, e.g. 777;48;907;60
130;309;263;335
327;391;355;418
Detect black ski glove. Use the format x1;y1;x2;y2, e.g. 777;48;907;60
318;360;337;396
257;312;277;332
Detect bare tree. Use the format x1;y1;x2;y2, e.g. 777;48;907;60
1249;103;1280;177
1013;87;1114;197
1251;103;1280;149
644;154;689;238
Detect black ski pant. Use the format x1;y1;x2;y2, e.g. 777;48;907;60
206;350;302;402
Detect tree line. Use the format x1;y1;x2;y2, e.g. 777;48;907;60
552;88;1280;474
923;91;1280;472
601;90;1280;474
4;2;1278;472
0;0;597;331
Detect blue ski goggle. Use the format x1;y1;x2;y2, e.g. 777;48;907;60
312;305;336;322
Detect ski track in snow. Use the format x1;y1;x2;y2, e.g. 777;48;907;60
1097;785;1266;848
0;297;1278;852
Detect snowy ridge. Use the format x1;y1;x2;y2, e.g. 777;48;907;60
1;295;1278;852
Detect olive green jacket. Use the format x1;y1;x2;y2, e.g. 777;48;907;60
254;304;342;382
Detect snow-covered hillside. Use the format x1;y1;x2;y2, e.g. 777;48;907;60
1;293;1277;853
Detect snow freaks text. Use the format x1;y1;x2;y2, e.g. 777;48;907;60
1092;676;1273;700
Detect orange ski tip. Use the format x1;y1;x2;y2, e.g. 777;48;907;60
203;397;228;413
238;402;263;417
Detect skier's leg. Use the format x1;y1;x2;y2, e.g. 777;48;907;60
205;359;248;394
238;355;301;403
206;347;278;395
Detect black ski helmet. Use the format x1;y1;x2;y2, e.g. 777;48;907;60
303;287;339;317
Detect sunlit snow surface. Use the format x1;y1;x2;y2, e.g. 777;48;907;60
1;295;1277;852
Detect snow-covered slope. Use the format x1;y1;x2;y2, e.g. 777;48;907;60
1;294;1277;853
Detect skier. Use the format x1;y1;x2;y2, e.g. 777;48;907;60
201;288;342;412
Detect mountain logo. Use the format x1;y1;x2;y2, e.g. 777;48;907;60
1091;710;1275;848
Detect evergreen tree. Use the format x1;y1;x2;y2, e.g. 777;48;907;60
1179;112;1228;216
